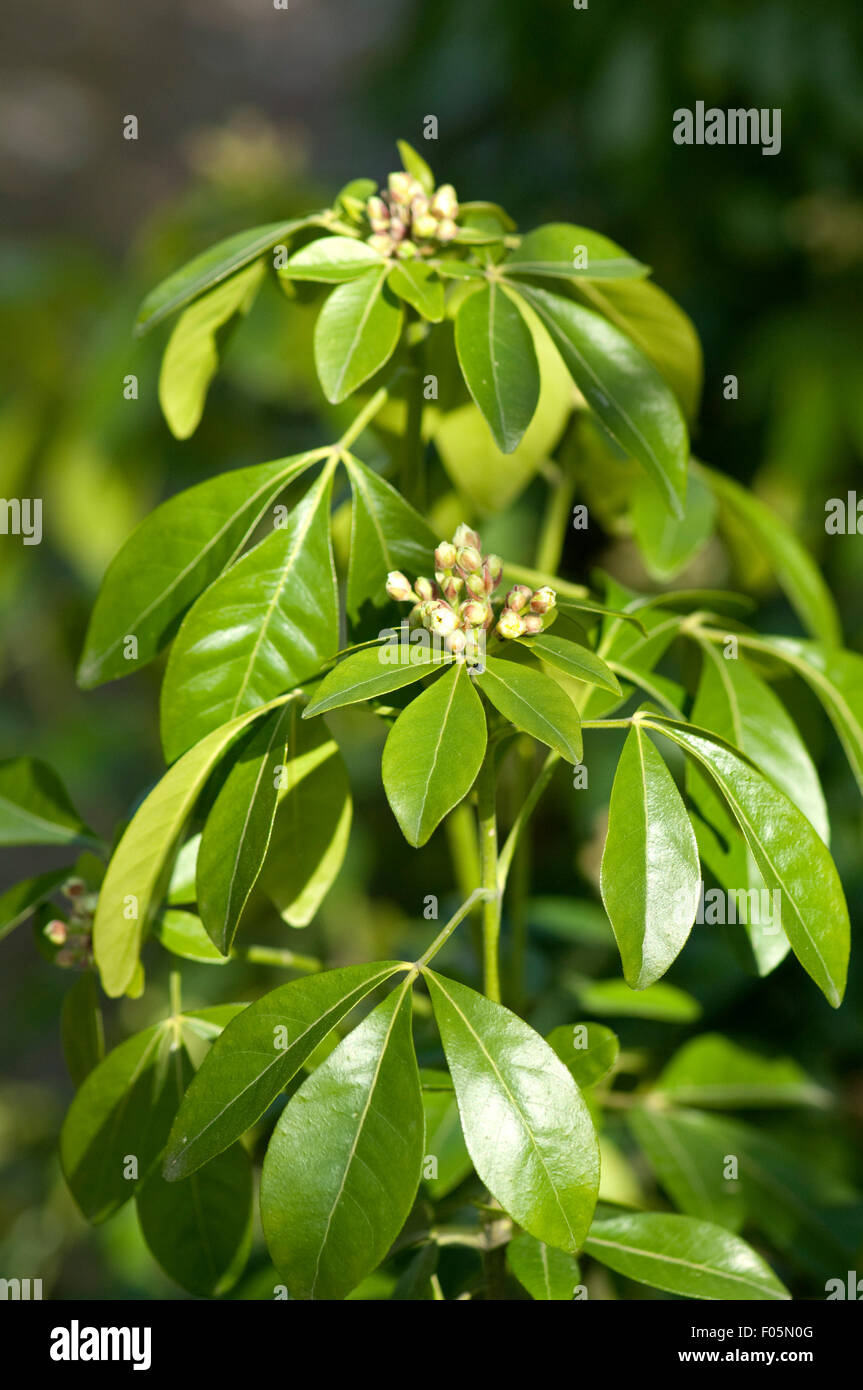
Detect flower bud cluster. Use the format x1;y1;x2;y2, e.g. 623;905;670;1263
45;876;98;969
385;524;556;658
366;174;460;260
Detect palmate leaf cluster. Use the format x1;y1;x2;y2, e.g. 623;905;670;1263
2;143;861;1301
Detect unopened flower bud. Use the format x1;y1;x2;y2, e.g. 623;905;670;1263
432;185;459;220
506;584;532;613
388;217;407;242
386;571;415;602
453;524;481;551
413;213;439;241
521;613;544;634
466;572;487;597
368;233;393;256
460;600;489;627
408;603;423;627
388;172;416;205
424;601;459;637
411;194;430;219
445;629;467;655
45;919;67;946
530;585;557;614
456;545;482;574
497;608;526;639
396;240;418;260
414;576;435;602
436;218;459;243
485;555;503;587
62;877;87;900
435;541;457;570
367;196;389;231
441;575;463;603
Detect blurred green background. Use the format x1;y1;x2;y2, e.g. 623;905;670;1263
1;0;862;1299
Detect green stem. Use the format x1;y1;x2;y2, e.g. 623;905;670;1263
337;385;390;453
233;944;322;973
497;749;560;894
535;465;577;577
506;736;533;1011
169;969;182;1017
415;887;494;972
476;754;501;1002
401;367;425;510
445;802;483;966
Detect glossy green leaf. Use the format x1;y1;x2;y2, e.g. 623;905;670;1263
93;696;289;997
631;466;716;580
425;971;600;1252
160;467;338;762
545;1022;619;1089
135;217;315;334
627;1107;746;1231
422;1090;473;1200
197;704;290;953
571;976;701;1022
382;662;486;847
387;261;444;321
0;757;95;847
655;1033;828;1109
507;1233;581;1301
391;1243;439;1301
280;236;386;282
61;973;105;1087
259;709;352;927
260;981;423;1300
0;866;68;940
600;725;700;988
515;283;689;517
454;282;540;453
475;656;582;763
343;451;437;618
516;632;622;695
138;1141;253;1297
503;223;647;281
158;260;265;439
164;962;405;1179
646;716;850;1006
396;139;434;192
78;451;319;689
59;1023;180;1221
315;268;403;404
153;909;227;964
700;463;841;646
585;1211;790;1300
304;643;448;718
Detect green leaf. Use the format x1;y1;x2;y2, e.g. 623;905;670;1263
454;282;540;453
545;1022;619;1089
573;275;703;422
61;973;105;1087
164;961;405;1179
0;757;96;848
600;725;700;988
516;632;622;695
425;971;600;1252
259;709;352;927
584;1212;790;1300
627;1107;746;1230
280;236;387;282
158;260;265;439
387;261;445;321
476;656;582;763
391;1243;439;1301
517;283;689;516
507;1233;581;1301
93;695;290;997
315;269;403;404
304;643;448;718
700;463;841;646
160;466;338;762
422;1090;473;1200
59;1023;180;1221
503;223;648;282
0;866;69;940
343;452;437;618
655;1034;828;1109
153;909;228;964
396;139;434;192
197;704;290;953
260;981;423;1300
77;451;320;689
631;466;716;580
137;1142;253;1297
382;663;487;847
571;976;701;1022
646;716;850;1006
135;218;316;334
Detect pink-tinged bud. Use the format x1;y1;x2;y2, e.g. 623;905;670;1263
460;600;488;627
410;193;430;219
388;171;416;205
445;629;467;655
367;196;389;231
396;240;418;260
497;608;526;639
485;554;503;587
441;575;463;603
386;571;415;602
530;585;557;614
45;919;67;946
431;185;459;220
367;233;393;256
521;613;544;634
413;213;439;241
436;218;458;243
62;877;87;900
456;545;482;574
388;217;407;242
466;573;487;598
453;524;481;550
414;576;435;602
425;602;459;637
435;541;457;570
506;584;532;613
